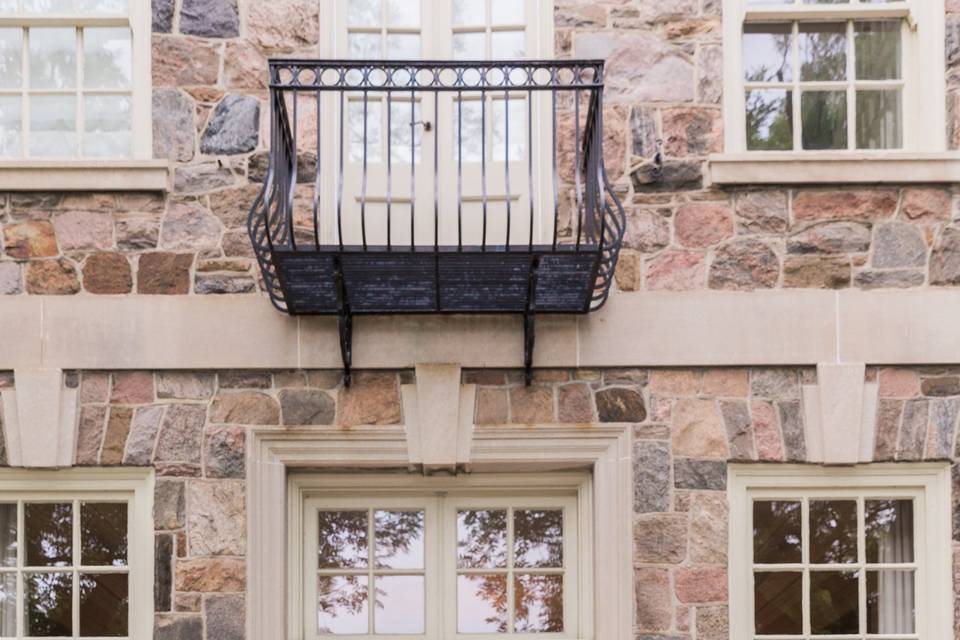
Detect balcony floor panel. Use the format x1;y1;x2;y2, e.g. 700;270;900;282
272;245;599;315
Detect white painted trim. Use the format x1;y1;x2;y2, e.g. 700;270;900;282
0;160;169;191
248;423;632;640
0;467;155;640
728;464;952;640
722;0;946;155
709;152;960;185
8;290;960;370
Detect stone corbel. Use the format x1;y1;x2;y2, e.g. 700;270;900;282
402;364;476;473
802;363;878;464
0;369;78;468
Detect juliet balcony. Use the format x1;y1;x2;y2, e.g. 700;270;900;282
249;59;625;384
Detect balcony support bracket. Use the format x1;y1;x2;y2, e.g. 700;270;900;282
523;258;540;386
333;258;354;388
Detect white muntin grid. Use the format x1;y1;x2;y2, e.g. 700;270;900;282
749;491;920;640
743;18;906;152
0;0;132;160
0;496;130;640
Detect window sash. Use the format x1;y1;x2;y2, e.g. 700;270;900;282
302;491;579;640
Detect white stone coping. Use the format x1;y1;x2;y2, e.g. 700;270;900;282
708;152;960;185
0;160;170;191
0;289;958;370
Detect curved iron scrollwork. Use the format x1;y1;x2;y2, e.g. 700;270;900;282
249;59;626;385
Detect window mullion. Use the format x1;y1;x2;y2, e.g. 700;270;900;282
506;506;514;634
846;20;855;150
857;496;867;637
801;497;810;637
20;26;27;158
16;500;22;639
367;506;375;635
76;25;83;157
791;21;801;150
72;498;80;639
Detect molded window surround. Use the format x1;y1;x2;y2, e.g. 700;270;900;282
711;0;960;185
247;424;632;640
728;463;953;640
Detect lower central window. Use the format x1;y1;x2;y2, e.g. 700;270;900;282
296;479;581;639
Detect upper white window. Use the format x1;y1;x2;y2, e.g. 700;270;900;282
0;0;151;159
729;464;953;640
290;475;586;639
0;469;153;640
723;0;946;153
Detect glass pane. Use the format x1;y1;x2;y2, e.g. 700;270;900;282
84;95;132;157
0;573;14;638
317;575;368;635
810;500;857;564
22;0;73;11
746;89;793;150
25;572;72;637
514;574;563;633
514;509;562;568
458;509;506;569
374;510;424;569
386;0;418;27
453;32;484;60
810;571;859;635
867;570;915;634
29;95;76;157
491;0;523;24
754;571;802;635
855;20;901;80
79;573;127;637
318;511;368;570
454;100;483;162
348;99;382;163
0;96;19;157
374;576;424;634
753;501;801;564
80;503;127;566
457;574;507;633
386;33;419;59
347;0;379;27
865;499;914;563
0;29;22;89
856;89;901;150
29;27;76;89
491;30;524;59
453;0;484;26
0;505;15;567
77;0;127;12
348;32;380;59
0;0;16;10
389;100;421;163
83;27;131;89
492;98;525;162
743;24;792;82
800;22;847;81
801;91;846;150
25;503;72;566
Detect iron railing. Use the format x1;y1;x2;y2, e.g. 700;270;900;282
249;59;625;383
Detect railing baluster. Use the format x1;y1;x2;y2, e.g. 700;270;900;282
527;85;534;251
290;86;299;251
551;84;558;251
433;88;439;251
410;87;415;251
337;86;345;250
481;87;488;252
360;88;369;250
504;88;511;250
387;87;392;250
457;89;463;251
574;87;584;251
312;87;321;249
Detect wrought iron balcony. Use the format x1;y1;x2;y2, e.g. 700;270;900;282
249;59;625;384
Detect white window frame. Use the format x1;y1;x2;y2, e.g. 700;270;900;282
291;474;588;640
0;2;167;191
0;467;154;640
728;463;953;640
722;0;945;155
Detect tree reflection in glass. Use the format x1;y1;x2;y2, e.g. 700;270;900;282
458;574;507;633
0;504;16;567
810;500;857;564
374;510;424;569
25;572;71;637
318;510;368;569
865;499;913;563
753;501;801;563
81;502;127;567
515;510;562;569
79;573;128;637
318;575;368;635
800;23;847;82
515;574;563;632
25;503;72;567
458;510;507;569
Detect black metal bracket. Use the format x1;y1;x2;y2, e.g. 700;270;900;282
523;258;541;386
333;258;353;387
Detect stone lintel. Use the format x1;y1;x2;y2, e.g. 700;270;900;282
802;363;878;465
403;364;475;472
2;369;77;468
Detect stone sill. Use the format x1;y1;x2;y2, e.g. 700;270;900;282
0;160;170;191
708;152;960;186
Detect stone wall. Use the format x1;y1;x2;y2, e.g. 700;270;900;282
0;366;955;637
1;0;959;296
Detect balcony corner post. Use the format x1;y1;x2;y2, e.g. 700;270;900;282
333;257;353;388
